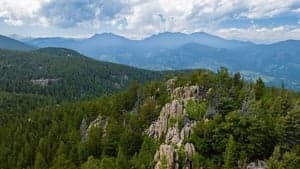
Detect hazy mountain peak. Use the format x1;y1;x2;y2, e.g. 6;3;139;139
90;33;127;40
189;32;224;39
144;32;187;40
156;31;186;36
190;31;214;36
0;34;35;51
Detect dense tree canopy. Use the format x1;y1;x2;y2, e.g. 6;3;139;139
0;48;167;101
0;67;299;169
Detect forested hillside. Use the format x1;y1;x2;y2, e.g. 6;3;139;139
0;48;165;101
1;69;299;169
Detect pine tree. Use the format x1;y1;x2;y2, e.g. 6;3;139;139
134;137;158;169
50;141;76;169
267;146;283;169
87;126;103;158
223;135;237;169
281;151;300;169
34;151;47;169
80;156;101;169
254;78;265;100
99;157;116;169
139;98;158;128
116;148;129;169
282;109;300;148
102;119;122;157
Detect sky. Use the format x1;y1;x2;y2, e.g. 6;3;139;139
0;0;300;43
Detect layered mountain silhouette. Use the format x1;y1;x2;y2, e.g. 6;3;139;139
0;35;35;51
1;33;299;90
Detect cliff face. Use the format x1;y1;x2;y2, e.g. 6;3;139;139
147;82;205;169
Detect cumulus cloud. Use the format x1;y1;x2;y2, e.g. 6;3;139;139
217;26;300;43
0;0;299;41
0;0;49;26
40;0;130;28
241;0;300;19
117;0;300;38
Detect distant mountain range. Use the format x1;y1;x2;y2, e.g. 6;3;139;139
1;33;300;90
0;35;35;51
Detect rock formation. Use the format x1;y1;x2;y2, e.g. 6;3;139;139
80;118;88;141
154;144;179;169
80;115;108;141
147;84;204;169
246;160;267;169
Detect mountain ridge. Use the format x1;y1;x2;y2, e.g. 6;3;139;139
3;33;300;90
0;35;35;51
0;47;168;101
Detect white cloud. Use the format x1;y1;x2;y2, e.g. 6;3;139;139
116;0;300;38
0;0;299;41
242;0;299;19
0;0;50;26
216;26;300;43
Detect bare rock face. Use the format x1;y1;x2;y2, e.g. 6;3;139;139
154;144;179;169
172;86;200;100
80;118;88;141
148;84;203;169
184;143;196;160
147;100;184;139
81;115;108;140
87;116;108;132
166;78;177;93
246;160;267;169
183;143;196;169
180;122;196;141
165;127;181;145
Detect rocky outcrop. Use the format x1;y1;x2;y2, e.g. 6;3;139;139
148;84;204;169
80;118;88;141
147;100;184;139
246;160;267;169
172;86;201;101
180;122;196;142
184;143;195;160
166;78;177;93
183;143;196;169
153;143;196;169
80;115;108;141
154;144;179;169
86;115;108;132
165;127;181;145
